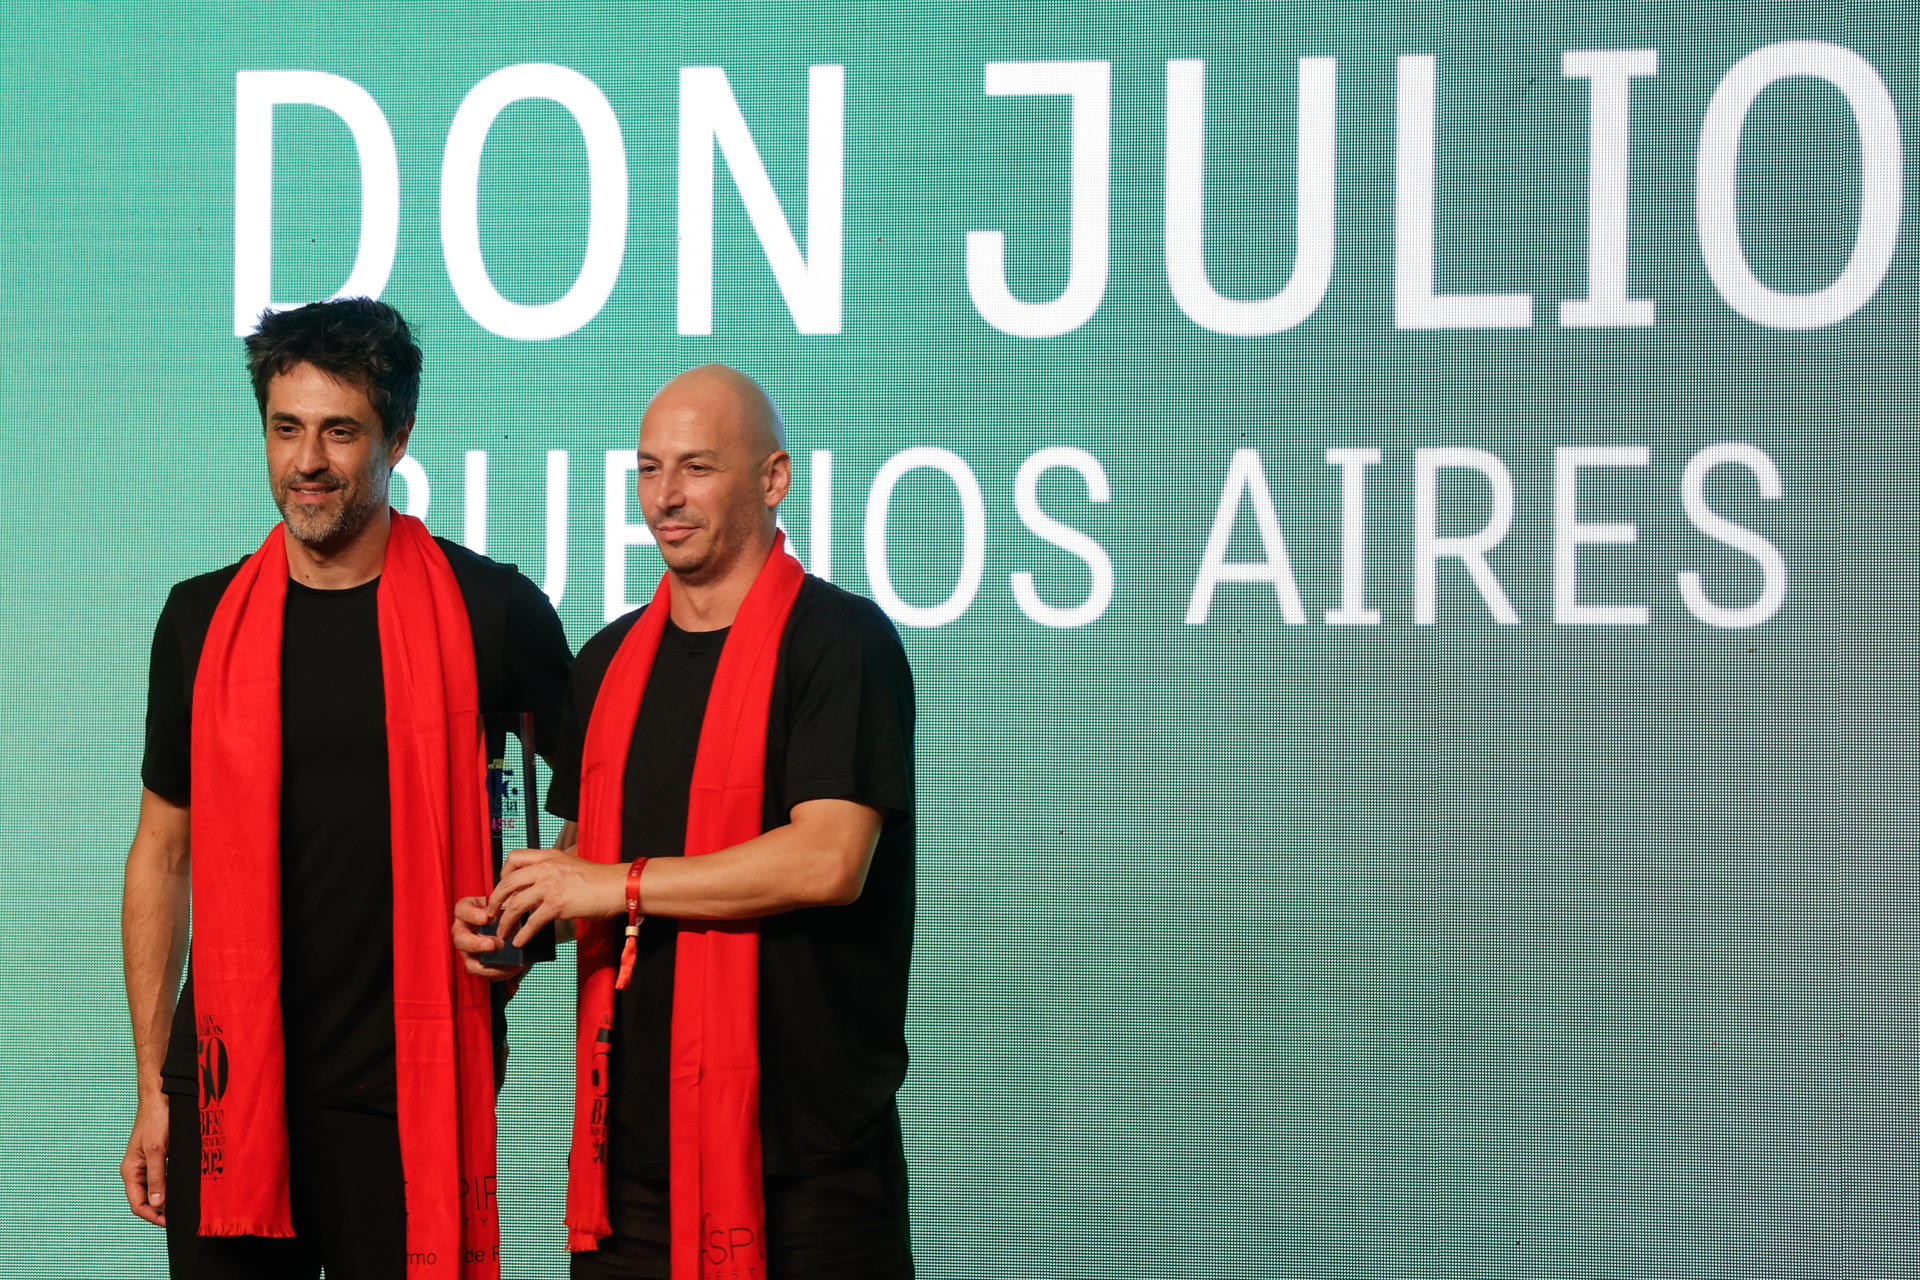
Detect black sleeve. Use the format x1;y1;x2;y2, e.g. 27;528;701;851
140;586;194;803
545;623;625;824
544;668;588;825
783;604;916;825
501;570;574;766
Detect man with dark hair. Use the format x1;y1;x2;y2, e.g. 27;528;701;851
242;295;422;457
121;297;573;1280
452;364;918;1280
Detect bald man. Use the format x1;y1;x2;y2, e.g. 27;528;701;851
453;366;917;1279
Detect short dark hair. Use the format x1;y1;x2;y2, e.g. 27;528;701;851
244;297;422;437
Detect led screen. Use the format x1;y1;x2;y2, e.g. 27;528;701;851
2;4;1915;1276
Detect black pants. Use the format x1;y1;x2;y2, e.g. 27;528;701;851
164;1094;406;1280
570;1157;916;1280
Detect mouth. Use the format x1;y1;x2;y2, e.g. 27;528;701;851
286;481;341;506
654;523;700;545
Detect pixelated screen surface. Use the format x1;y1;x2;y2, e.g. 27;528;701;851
2;3;1915;1276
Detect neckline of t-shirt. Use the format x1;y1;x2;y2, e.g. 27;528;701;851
286;574;381;597
664;615;730;645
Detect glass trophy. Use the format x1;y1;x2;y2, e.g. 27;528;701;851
478;711;556;967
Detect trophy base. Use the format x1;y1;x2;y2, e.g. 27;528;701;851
475;919;556;967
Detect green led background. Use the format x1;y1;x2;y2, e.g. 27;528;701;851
2;3;1915;1276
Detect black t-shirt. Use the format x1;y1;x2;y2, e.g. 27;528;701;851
546;576;916;1177
142;537;572;1114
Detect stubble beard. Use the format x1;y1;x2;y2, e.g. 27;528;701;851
277;464;388;552
658;510;778;588
648;503;716;582
657;531;715;583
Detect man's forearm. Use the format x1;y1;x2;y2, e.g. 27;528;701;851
629;799;883;921
491;801;882;943
123;791;192;1098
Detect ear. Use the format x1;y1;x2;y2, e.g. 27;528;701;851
385;416;415;466
763;449;792;508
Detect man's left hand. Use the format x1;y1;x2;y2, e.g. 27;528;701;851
489;847;626;947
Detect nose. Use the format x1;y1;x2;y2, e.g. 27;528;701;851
648;465;686;513
291;428;328;476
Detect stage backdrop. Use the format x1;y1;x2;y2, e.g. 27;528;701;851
3;2;1915;1276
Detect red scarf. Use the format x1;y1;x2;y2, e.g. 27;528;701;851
189;514;500;1278
566;535;805;1279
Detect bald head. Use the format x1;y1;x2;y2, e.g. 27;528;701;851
644;363;785;459
635;364;792;592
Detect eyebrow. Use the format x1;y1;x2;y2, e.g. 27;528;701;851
268;411;370;428
637;448;724;462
